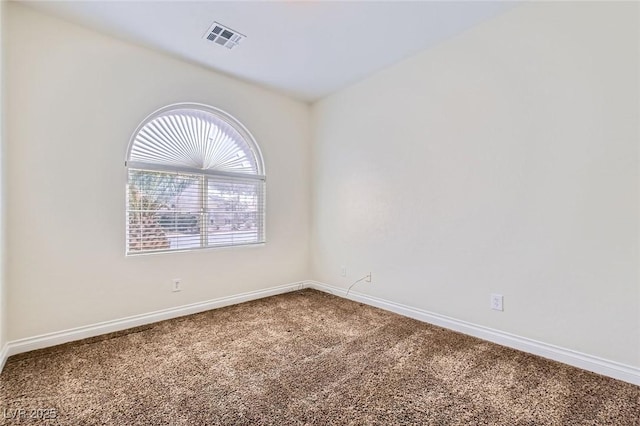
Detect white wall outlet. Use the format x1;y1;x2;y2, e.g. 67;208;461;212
365;272;372;282
340;266;347;277
172;279;182;292
491;294;503;311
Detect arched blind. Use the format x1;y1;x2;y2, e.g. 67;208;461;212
126;104;265;254
129;108;259;174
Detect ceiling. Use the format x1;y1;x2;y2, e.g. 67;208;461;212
20;1;516;102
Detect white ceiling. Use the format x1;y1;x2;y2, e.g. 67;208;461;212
20;1;516;102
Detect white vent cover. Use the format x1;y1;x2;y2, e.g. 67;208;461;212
203;21;245;50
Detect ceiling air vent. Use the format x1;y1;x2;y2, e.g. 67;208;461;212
203;21;245;50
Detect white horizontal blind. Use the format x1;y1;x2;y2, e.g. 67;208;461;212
126;104;266;255
206;177;265;247
127;169;265;254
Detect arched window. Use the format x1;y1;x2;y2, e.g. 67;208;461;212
125;103;265;254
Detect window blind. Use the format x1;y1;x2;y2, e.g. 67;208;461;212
127;169;265;254
125;104;265;255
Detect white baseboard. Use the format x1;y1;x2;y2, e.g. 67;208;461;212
0;343;8;373
3;279;638;387
2;281;306;364
305;280;640;386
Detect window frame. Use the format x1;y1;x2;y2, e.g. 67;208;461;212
125;103;266;256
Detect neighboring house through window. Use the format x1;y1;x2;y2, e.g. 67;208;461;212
125;103;265;254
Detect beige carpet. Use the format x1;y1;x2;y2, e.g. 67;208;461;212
1;289;638;425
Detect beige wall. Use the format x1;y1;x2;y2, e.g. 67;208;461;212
6;4;311;340
311;2;640;367
0;0;6;352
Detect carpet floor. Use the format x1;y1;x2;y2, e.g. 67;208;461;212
1;289;638;425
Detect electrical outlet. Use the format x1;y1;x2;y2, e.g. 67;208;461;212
490;294;503;311
340;266;347;277
172;279;182;292
365;273;372;283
